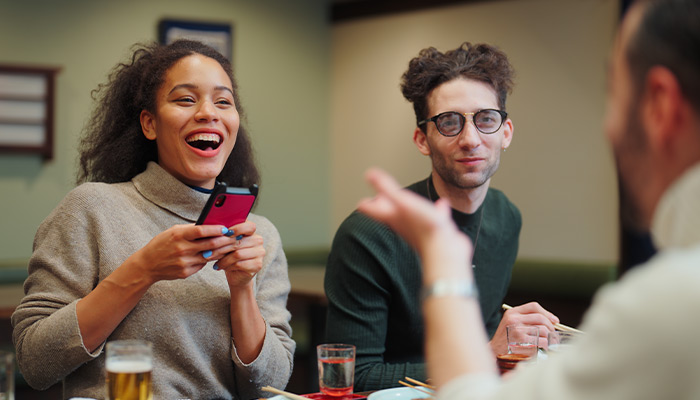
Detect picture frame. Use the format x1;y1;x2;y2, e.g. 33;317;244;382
158;19;233;61
0;65;60;160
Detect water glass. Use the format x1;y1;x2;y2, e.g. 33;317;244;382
547;331;581;353
317;344;355;396
506;325;539;359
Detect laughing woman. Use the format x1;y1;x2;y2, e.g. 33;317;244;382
12;40;295;400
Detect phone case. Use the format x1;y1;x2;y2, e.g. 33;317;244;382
196;182;258;227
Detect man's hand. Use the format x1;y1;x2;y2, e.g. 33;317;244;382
489;302;559;355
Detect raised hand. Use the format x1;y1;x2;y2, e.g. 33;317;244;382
358;168;474;284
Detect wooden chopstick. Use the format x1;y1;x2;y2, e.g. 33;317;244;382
501;304;584;334
404;376;436;390
261;386;310;400
398;380;434;397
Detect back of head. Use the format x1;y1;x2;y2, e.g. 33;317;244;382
400;42;514;130
77;40;259;188
627;0;700;111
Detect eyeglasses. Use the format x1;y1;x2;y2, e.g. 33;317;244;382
418;109;508;136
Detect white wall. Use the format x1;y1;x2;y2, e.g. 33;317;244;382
0;0;331;259
330;0;619;263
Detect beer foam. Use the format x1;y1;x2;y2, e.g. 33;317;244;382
106;359;152;373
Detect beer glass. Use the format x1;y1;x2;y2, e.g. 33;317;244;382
106;340;153;400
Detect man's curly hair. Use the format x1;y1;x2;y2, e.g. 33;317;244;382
400;42;515;131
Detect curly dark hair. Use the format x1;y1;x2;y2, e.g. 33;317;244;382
400;42;515;130
76;39;259;188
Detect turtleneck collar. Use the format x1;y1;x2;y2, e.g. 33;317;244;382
132;162;211;222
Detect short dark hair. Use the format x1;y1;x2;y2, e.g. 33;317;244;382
626;0;700;110
77;40;259;188
400;42;515;130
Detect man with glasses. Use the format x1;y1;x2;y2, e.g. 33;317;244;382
324;42;559;391
358;0;700;397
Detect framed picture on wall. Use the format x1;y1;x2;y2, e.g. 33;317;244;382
0;65;60;160
158;19;232;61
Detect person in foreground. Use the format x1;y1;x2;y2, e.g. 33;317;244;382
358;0;700;398
12;40;294;399
324;42;559;390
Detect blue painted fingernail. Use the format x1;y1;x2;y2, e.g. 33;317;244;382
224;228;235;237
236;234;244;240
222;227;230;235
213;263;220;270
202;250;213;258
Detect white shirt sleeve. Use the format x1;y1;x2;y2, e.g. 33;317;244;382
436;249;700;400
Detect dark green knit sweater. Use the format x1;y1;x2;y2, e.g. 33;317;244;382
324;176;521;391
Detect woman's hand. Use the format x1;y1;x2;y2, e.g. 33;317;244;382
211;220;266;288
215;220;267;363
129;223;236;284
77;223;233;351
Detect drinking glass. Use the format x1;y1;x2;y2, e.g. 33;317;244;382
0;351;14;400
506;325;539;359
547;331;581;353
106;340;153;400
495;325;539;375
317;344;355;396
496;353;531;375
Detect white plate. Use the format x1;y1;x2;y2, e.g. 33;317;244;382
368;387;433;400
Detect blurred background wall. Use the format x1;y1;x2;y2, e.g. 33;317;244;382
1;0;619;265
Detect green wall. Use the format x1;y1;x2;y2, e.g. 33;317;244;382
0;0;331;260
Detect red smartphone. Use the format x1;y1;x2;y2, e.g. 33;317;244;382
196;182;258;227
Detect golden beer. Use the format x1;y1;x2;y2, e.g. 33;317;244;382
106;359;152;400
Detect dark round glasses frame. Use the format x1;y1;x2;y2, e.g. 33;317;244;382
417;109;508;137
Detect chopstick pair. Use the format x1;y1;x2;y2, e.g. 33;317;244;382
501;304;584;334
261;386;310;400
404;376;435;390
399;377;435;397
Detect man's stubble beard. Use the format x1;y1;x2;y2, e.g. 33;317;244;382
615;100;650;232
429;149;500;191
